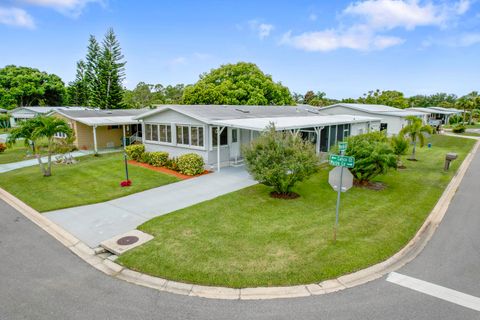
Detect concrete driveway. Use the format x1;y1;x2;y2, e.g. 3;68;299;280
44;166;256;247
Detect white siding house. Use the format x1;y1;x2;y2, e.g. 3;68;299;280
317;103;427;136
135;105;381;171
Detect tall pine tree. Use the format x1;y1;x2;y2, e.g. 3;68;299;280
98;28;126;109
66;60;89;106
85;35;101;107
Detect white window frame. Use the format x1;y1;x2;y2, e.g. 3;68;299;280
190;126;204;147
211;126;229;150
175;124;206;150
144;123;174;146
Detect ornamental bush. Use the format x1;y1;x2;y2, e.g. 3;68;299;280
345;131;397;183
141;152;152;164
0;143;6;153
243;125;318;195
148;151;169;167
452;124;466;133
125;144;145;161
165;157;179;171
177;153;205;176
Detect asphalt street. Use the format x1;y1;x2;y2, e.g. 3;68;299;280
1;149;479;320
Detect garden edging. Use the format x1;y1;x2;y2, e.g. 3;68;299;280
1;140;478;300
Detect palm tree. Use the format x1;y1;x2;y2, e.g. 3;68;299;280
8;116;72;176
400;116;433;161
456;95;474;124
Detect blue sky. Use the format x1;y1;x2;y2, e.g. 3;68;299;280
0;0;479;99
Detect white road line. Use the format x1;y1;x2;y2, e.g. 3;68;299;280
386;272;480;312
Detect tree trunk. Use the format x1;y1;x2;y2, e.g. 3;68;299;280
411;141;416;160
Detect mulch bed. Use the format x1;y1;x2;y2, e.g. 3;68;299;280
128;160;211;180
270;191;300;199
353;180;387;191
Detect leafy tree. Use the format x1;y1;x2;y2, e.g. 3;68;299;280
303;90;315;104
8;116;72;176
182;62;295;105
345;131;397;183
399;116;433;161
390;134;409;168
243;125;318;196
409;93;457;108
456;95;475;124
123;82;154;108
0;65;66;109
359;90;408;109
292;92;304;104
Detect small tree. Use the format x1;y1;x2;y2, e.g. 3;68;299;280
390;135;409;168
345;131;397;184
243;125;318;197
8;117;72;177
400;116;433;161
0;114;10;131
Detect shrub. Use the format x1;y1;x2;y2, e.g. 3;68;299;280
148;151;169;167
0;143;6;153
390;135;409;166
125;144;145;161
243;125;318;195
452;124;466;133
449;114;463;125
345;131;397;183
141;151;152;164
165;157;179;171
177;153;205;176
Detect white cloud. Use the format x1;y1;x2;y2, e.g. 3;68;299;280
281;0;470;52
248;20;274;39
19;0;104;16
280;25;404;52
309;13;317;21
0;7;35;28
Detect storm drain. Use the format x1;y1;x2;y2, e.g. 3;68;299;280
100;230;153;255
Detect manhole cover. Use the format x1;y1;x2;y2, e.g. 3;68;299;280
117;236;139;246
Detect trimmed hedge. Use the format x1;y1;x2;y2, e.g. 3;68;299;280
125;144;145;161
148;152;169;167
177;153;205;176
452;124;466;133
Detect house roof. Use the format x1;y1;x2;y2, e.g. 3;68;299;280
53;109;146;126
427;107;463;114
136;105;325;122
11;106;92;115
408;107;454;115
321;103;426;117
0;108;7;113
211;115;381;131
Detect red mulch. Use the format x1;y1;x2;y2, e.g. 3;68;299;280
128;160;211;180
270;191;300;199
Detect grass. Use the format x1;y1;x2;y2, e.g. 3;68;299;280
0;152;180;212
0;140;34;164
118;135;475;288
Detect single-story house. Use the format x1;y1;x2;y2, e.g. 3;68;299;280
0;108;7;114
134;105;381;171
316;103;427;136
52;109;146;152
9;106;92;127
407;107;462;125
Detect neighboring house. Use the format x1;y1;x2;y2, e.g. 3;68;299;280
316;103;427;136
407;107;462;125
9;106;92;127
52;109;146;152
0;108;7;114
135;105;381;171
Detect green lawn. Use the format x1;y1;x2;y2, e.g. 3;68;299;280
118;135;475;288
0;140;35;164
0;152;180;212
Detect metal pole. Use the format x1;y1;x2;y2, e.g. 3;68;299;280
333;166;343;242
124;152;129;181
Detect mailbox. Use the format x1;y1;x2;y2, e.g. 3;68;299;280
444;153;458;171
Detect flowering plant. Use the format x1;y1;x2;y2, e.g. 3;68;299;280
120;180;132;187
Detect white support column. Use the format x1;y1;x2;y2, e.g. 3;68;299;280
217;126;225;172
314;127;323;154
122;124;126;149
93;125;98;154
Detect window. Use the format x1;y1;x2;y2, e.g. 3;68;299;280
343;124;350;138
380;123;388;131
212;127;228;147
176;125;190;145
152;125;159;141
337;124;344;142
145;124;152;140
54;132;67;139
231;129;238;143
159;124;172;143
191;126;204;147
108;125;120;130
329;125;337;150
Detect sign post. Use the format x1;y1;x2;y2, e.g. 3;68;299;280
328;143;354;243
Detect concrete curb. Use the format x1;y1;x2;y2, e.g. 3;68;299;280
1;140;478;300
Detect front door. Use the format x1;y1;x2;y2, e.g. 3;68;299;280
230;128;240;161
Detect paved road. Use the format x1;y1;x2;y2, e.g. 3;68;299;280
1;151;479;319
44;166;256;247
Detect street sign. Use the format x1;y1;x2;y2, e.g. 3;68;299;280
329;154;355;168
328;166;353;192
338;142;348;152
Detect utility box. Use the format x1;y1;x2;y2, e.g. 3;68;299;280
444;153;458;171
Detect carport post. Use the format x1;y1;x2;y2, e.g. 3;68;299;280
122;124;126;149
217;126;225;172
92;125;98;155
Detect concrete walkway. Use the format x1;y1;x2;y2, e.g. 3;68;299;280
44;166;256;247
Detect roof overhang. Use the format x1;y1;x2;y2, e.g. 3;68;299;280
52;110;140;126
210;115;381;131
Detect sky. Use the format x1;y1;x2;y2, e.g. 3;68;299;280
0;0;479;99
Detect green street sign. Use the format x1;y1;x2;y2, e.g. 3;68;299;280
329;154;355;168
338;142;348;152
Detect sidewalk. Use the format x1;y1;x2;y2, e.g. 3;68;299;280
44;166;256;247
